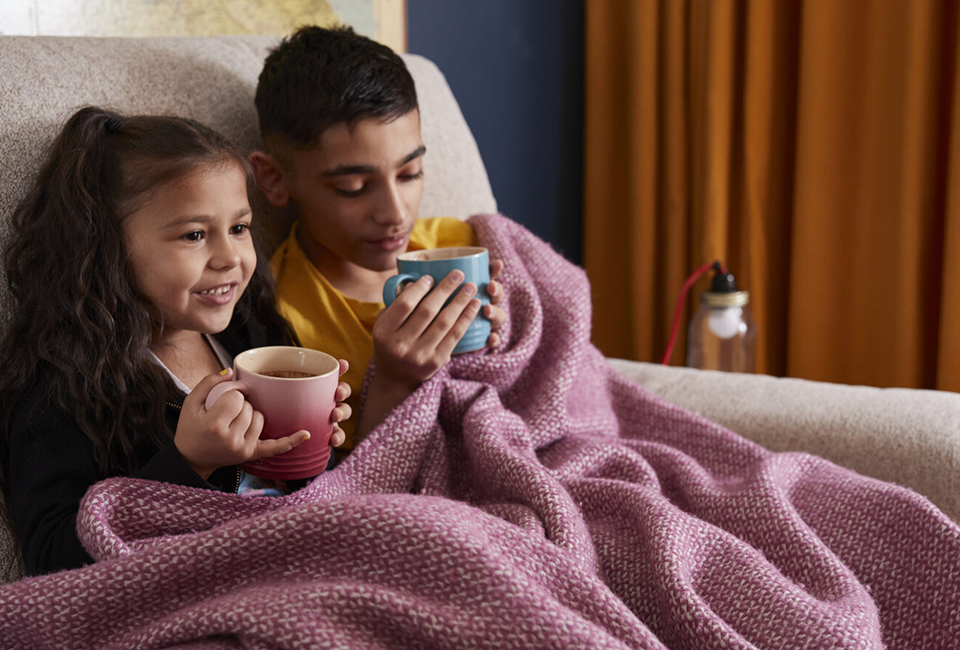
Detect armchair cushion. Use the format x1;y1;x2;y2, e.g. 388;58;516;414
611;360;960;524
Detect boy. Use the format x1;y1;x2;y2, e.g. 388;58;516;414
250;25;505;449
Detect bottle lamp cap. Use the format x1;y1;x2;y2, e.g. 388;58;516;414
701;290;749;307
703;264;748;307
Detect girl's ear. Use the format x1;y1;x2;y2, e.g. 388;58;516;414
249;151;290;207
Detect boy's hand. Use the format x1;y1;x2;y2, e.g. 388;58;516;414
484;259;506;349
330;359;352;448
358;270;481;443
372;269;482;388
174;369;309;480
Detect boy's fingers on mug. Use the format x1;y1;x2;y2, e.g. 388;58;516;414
419;269;464;309
254;430;310;459
484;303;507;328
486;331;502;349
486;279;503;304
380;275;434;327
439;269;466;291
438;298;482;355
423;282;477;343
400;274;434;294
489;259;504;281
399;271;467;338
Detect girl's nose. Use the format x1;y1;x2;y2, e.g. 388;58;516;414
209;236;241;270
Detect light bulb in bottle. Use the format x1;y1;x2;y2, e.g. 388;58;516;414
707;308;744;339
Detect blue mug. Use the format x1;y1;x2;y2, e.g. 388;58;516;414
382;247;491;354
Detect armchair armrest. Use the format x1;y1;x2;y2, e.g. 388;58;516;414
609;359;960;524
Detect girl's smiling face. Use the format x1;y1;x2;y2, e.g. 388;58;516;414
123;161;256;345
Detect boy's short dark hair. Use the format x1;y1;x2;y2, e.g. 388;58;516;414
255;25;418;150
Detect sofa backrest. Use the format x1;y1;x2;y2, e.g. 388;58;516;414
0;34;496;314
0;34;497;583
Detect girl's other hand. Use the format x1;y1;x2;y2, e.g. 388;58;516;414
484;259;506;349
173;369;309;479
329;359;352;448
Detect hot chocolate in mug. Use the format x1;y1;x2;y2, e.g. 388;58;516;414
382;246;491;354
204;346;340;480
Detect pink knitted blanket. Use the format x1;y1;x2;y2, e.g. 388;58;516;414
1;214;957;649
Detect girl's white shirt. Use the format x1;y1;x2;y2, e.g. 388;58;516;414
149;334;233;394
150;335;280;495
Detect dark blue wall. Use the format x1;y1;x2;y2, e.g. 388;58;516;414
407;0;584;264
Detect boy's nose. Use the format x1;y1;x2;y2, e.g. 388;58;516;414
373;185;408;226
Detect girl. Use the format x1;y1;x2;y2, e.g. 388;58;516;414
0;107;352;576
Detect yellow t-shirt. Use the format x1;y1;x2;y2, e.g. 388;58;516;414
270;216;476;450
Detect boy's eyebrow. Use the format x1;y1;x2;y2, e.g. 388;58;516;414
321;145;427;177
400;145;427;166
161;208;252;229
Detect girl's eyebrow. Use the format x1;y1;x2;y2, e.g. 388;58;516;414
321;145;427;177
161;208;252;229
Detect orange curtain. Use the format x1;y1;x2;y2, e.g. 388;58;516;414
585;0;960;390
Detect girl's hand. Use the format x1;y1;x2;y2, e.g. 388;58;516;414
371;269;482;390
174;369;309;480
484;259;506;349
329;359;352;448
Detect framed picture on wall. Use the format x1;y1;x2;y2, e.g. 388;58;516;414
0;0;407;52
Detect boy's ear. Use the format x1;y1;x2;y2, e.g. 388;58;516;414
249;151;290;207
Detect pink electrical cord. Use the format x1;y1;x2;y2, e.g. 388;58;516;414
661;261;725;365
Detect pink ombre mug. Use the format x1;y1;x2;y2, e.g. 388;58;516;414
204;346;340;480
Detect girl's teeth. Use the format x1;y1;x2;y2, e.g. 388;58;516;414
200;286;230;296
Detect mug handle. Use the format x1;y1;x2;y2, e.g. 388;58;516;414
382;273;421;306
204;379;249;411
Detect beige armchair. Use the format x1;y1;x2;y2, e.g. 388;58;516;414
0;35;957;584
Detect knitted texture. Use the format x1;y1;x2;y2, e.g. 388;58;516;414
0;214;957;649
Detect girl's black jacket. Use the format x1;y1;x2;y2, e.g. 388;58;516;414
6;317;272;576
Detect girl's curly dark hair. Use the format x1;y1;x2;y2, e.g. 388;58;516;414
0;106;295;495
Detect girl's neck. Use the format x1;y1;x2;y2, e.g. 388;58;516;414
151;330;223;390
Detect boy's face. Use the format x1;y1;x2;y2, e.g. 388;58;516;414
279;110;425;275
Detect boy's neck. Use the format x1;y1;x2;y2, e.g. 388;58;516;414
296;224;396;303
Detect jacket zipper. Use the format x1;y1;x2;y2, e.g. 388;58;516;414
165;401;241;493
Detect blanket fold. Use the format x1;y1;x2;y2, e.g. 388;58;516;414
1;214;957;649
